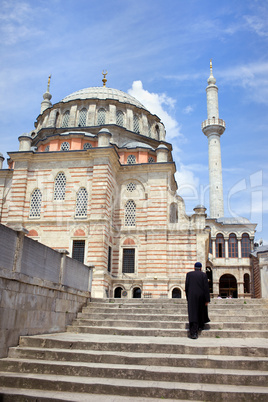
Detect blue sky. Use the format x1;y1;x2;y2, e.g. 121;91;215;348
0;0;267;243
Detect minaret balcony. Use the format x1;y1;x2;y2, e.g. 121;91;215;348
202;118;226;136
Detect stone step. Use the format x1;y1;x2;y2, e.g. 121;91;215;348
91;298;268;305
0;372;267;401
72;318;268;330
6;347;268;371
18;333;268;357
67;324;268;338
1;358;268;386
77;312;265;322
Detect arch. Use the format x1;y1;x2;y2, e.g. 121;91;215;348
29;189;42;218
116;110;124;126
244;273;250;294
206;266;213;293
172;288;181;298
228;233;238;257
54;172;66;200
216;233;225;258
125;200;136;226
97;108;106;125
61;110;70;127
75;187;88;218
219;274;237;298
133;287;141;298
74;229;86;237
169;202;178;223
78;108;87;127
123;238;135;246
28;229;39;237
241;233;251;257
114;286;123;298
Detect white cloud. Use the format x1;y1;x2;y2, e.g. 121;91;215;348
183;105;194;115
128;80;183;140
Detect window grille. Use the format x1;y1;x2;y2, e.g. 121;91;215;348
62;111;70;127
126;182;136;192
54;172;66;200
60;141;70;151
241;233;251;257
97;108;106;125
116;110;124;126
125;200;136;226
148;157;155;163
122;248;135;273
216;234;225;258
72;240;85;263
83;142;92;150
45;145;50;152
133;115;139;133
75;187;88;218
78;108;87;127
148;123;151;137
127;154;136;164
29;189;42;218
228;233;238;257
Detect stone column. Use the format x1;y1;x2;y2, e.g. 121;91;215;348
225;239;229;258
69;105;77;127
87;104;96;126
98;129;112;147
18;135;32;151
156;145;169;162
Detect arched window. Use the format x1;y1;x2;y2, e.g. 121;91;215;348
54;172;66;200
172;288;181;298
83;142;92;150
78;108;87;127
55;112;60;127
244;273;250;294
241;233;251;257
97;108;106;125
45;145;50;152
155;124;160;140
148;123;152;137
133;115;139;133
75;187;88;218
133;287;141;298
127;154;136;164
114;287;123;298
219;274;237;298
116;110;124;126
125;200;136;226
169;202;178;223
216;233;225;258
60;141;70;151
228;233;238;258
62;110;70;127
29;189;42;218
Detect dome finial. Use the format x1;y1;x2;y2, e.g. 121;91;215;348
102;70;108;87
208;59;216;85
40;75;52;114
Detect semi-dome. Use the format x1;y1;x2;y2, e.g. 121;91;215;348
62;87;146;110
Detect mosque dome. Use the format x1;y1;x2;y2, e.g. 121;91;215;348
61;87;146;110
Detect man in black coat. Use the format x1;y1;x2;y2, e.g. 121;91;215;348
185;262;210;339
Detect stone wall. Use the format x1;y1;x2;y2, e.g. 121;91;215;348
0;224;93;357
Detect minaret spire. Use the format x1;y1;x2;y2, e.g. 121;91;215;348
202;61;226;219
40;75;52;114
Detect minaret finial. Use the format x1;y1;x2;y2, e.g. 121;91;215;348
102;70;108;87
47;74;51;92
210;59;212;73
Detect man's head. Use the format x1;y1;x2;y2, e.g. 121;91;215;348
194;262;202;270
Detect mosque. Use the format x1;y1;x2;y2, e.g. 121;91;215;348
0;64;258;299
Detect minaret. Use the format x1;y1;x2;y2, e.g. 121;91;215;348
202;61;225;218
40;75;52;114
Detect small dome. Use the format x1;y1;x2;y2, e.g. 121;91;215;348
157;144;168;150
122;141;154;150
62;87;146;110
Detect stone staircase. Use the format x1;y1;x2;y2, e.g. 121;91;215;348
0;298;268;401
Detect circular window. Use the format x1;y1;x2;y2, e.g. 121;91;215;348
60;142;70;151
83;142;92;150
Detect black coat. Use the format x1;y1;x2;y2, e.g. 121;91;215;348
185;269;210;325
